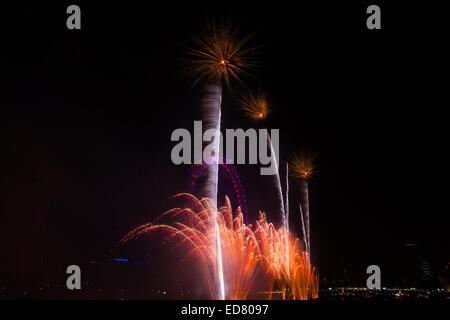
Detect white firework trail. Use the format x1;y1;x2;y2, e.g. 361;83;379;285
268;134;290;281
201;83;222;204
200;82;225;300
298;203;310;261
285;162;290;279
267;134;285;226
299;178;311;262
285;162;289;232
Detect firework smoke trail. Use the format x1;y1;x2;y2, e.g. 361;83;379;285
267;133;285;226
299;178;310;259
238;92;284;225
285;163;289;229
264;133;289;281
291;153;316;263
200;83;225;300
201;83;222;204
186;18;259;301
299;203;309;258
285;162;290;278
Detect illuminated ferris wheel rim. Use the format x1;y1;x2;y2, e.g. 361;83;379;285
189;158;249;222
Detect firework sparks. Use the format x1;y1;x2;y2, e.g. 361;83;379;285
238;92;285;238
119;193;318;300
254;212;318;300
285;163;290;281
290;153;317;260
291;153;317;180
239;91;271;120
185;18;262;300
185;18;259;87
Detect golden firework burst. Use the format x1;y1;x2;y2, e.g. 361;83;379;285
185;18;259;86
290;153;317;180
239;91;271;120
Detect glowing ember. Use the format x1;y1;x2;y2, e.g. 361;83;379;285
239;91;270;120
291;153;317;180
184;18;260;87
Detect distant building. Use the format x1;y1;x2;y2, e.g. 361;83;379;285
401;243;439;289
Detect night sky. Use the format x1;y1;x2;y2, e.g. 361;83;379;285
0;2;448;293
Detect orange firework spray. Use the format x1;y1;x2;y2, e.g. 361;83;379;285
254;212;319;300
119;193;318;300
239;91;271;120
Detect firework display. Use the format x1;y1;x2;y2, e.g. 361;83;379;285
2;2;449;310
2;3;449;310
239;92;286;230
119;193;318;300
119;19;320;300
239;91;271;120
190;158;249;222
185;18;259;87
290;153;317;258
184;18;263;300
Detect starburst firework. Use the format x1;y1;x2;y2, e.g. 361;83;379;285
239;91;271;120
291;153;317;180
185;18;259;86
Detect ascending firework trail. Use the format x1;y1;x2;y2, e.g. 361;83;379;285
291;153;317;260
239;91;289;280
238;91;285;226
185;18;260;300
200;84;222;206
